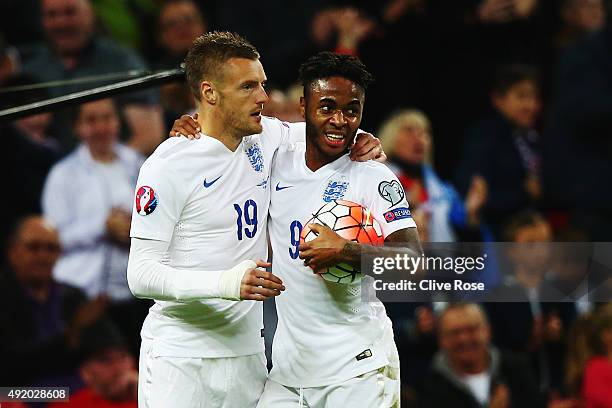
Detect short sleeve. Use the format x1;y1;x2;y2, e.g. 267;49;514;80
260;116;305;153
130;157;188;242
362;164;417;238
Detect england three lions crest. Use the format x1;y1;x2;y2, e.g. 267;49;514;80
245;142;264;173
323;179;349;202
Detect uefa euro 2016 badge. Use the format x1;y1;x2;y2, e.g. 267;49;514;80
322;179;349;202
245;142;264;173
136;186;158;216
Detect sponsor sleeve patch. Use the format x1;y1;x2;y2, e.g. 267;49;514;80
383;207;412;223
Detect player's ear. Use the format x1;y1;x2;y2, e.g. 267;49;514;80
299;96;305;119
201;81;217;104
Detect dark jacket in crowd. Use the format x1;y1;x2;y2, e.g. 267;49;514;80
484;280;577;392
543;26;612;240
0;125;62;246
455;113;539;236
0;268;84;386
416;348;544;408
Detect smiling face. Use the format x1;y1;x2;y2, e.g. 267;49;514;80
213;57;269;138
8;217;62;290
75;99;120;156
439;305;491;374
42;0;94;56
302;76;364;168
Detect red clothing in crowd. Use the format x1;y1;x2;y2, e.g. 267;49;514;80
48;388;137;408
583;356;612;408
0;402;28;408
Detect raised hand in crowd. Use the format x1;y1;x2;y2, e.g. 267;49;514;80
545;311;563;343
415;305;436;336
105;207;132;246
465;175;488;227
310;7;376;54
383;0;426;23
525;173;542;201
65;295;110;348
477;0;539;24
334;8;376;53
489;383;511;408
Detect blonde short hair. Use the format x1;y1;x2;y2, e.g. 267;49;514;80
377;109;432;163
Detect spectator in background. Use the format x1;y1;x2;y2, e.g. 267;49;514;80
416;303;544;408
154;0;207;128
485;211;576;395
0;74;63;250
543;0;612;241
413;0;552;178
344;1;431;138
565;313;595;401
564;305;612;407
554;0;606;49
2;74;60;149
48;319;138;408
0;216;108;387
310;7;376;56
0;34;19;82
538;0;606;103
548;228;594;316
395;302;440;406
284;82;305;122
155;0;206;70
378;109;488;242
18;0;164;154
581;305;612;408
261;86;303;123
42;98;146;355
456;64;542;238
210;0;323;88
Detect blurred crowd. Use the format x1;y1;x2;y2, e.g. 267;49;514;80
1;0;611;407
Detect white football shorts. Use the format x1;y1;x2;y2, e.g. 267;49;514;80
138;340;267;408
257;326;400;408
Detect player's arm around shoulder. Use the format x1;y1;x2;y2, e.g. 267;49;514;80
167;115;385;161
168;113;287;141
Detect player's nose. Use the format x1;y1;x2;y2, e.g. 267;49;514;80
330;111;347;127
255;85;269;105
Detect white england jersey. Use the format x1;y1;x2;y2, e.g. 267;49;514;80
130;117;289;358
268;126;416;387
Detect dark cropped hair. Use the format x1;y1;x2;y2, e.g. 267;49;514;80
298;51;374;96
490;63;540;95
502;209;547;242
184;31;259;100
